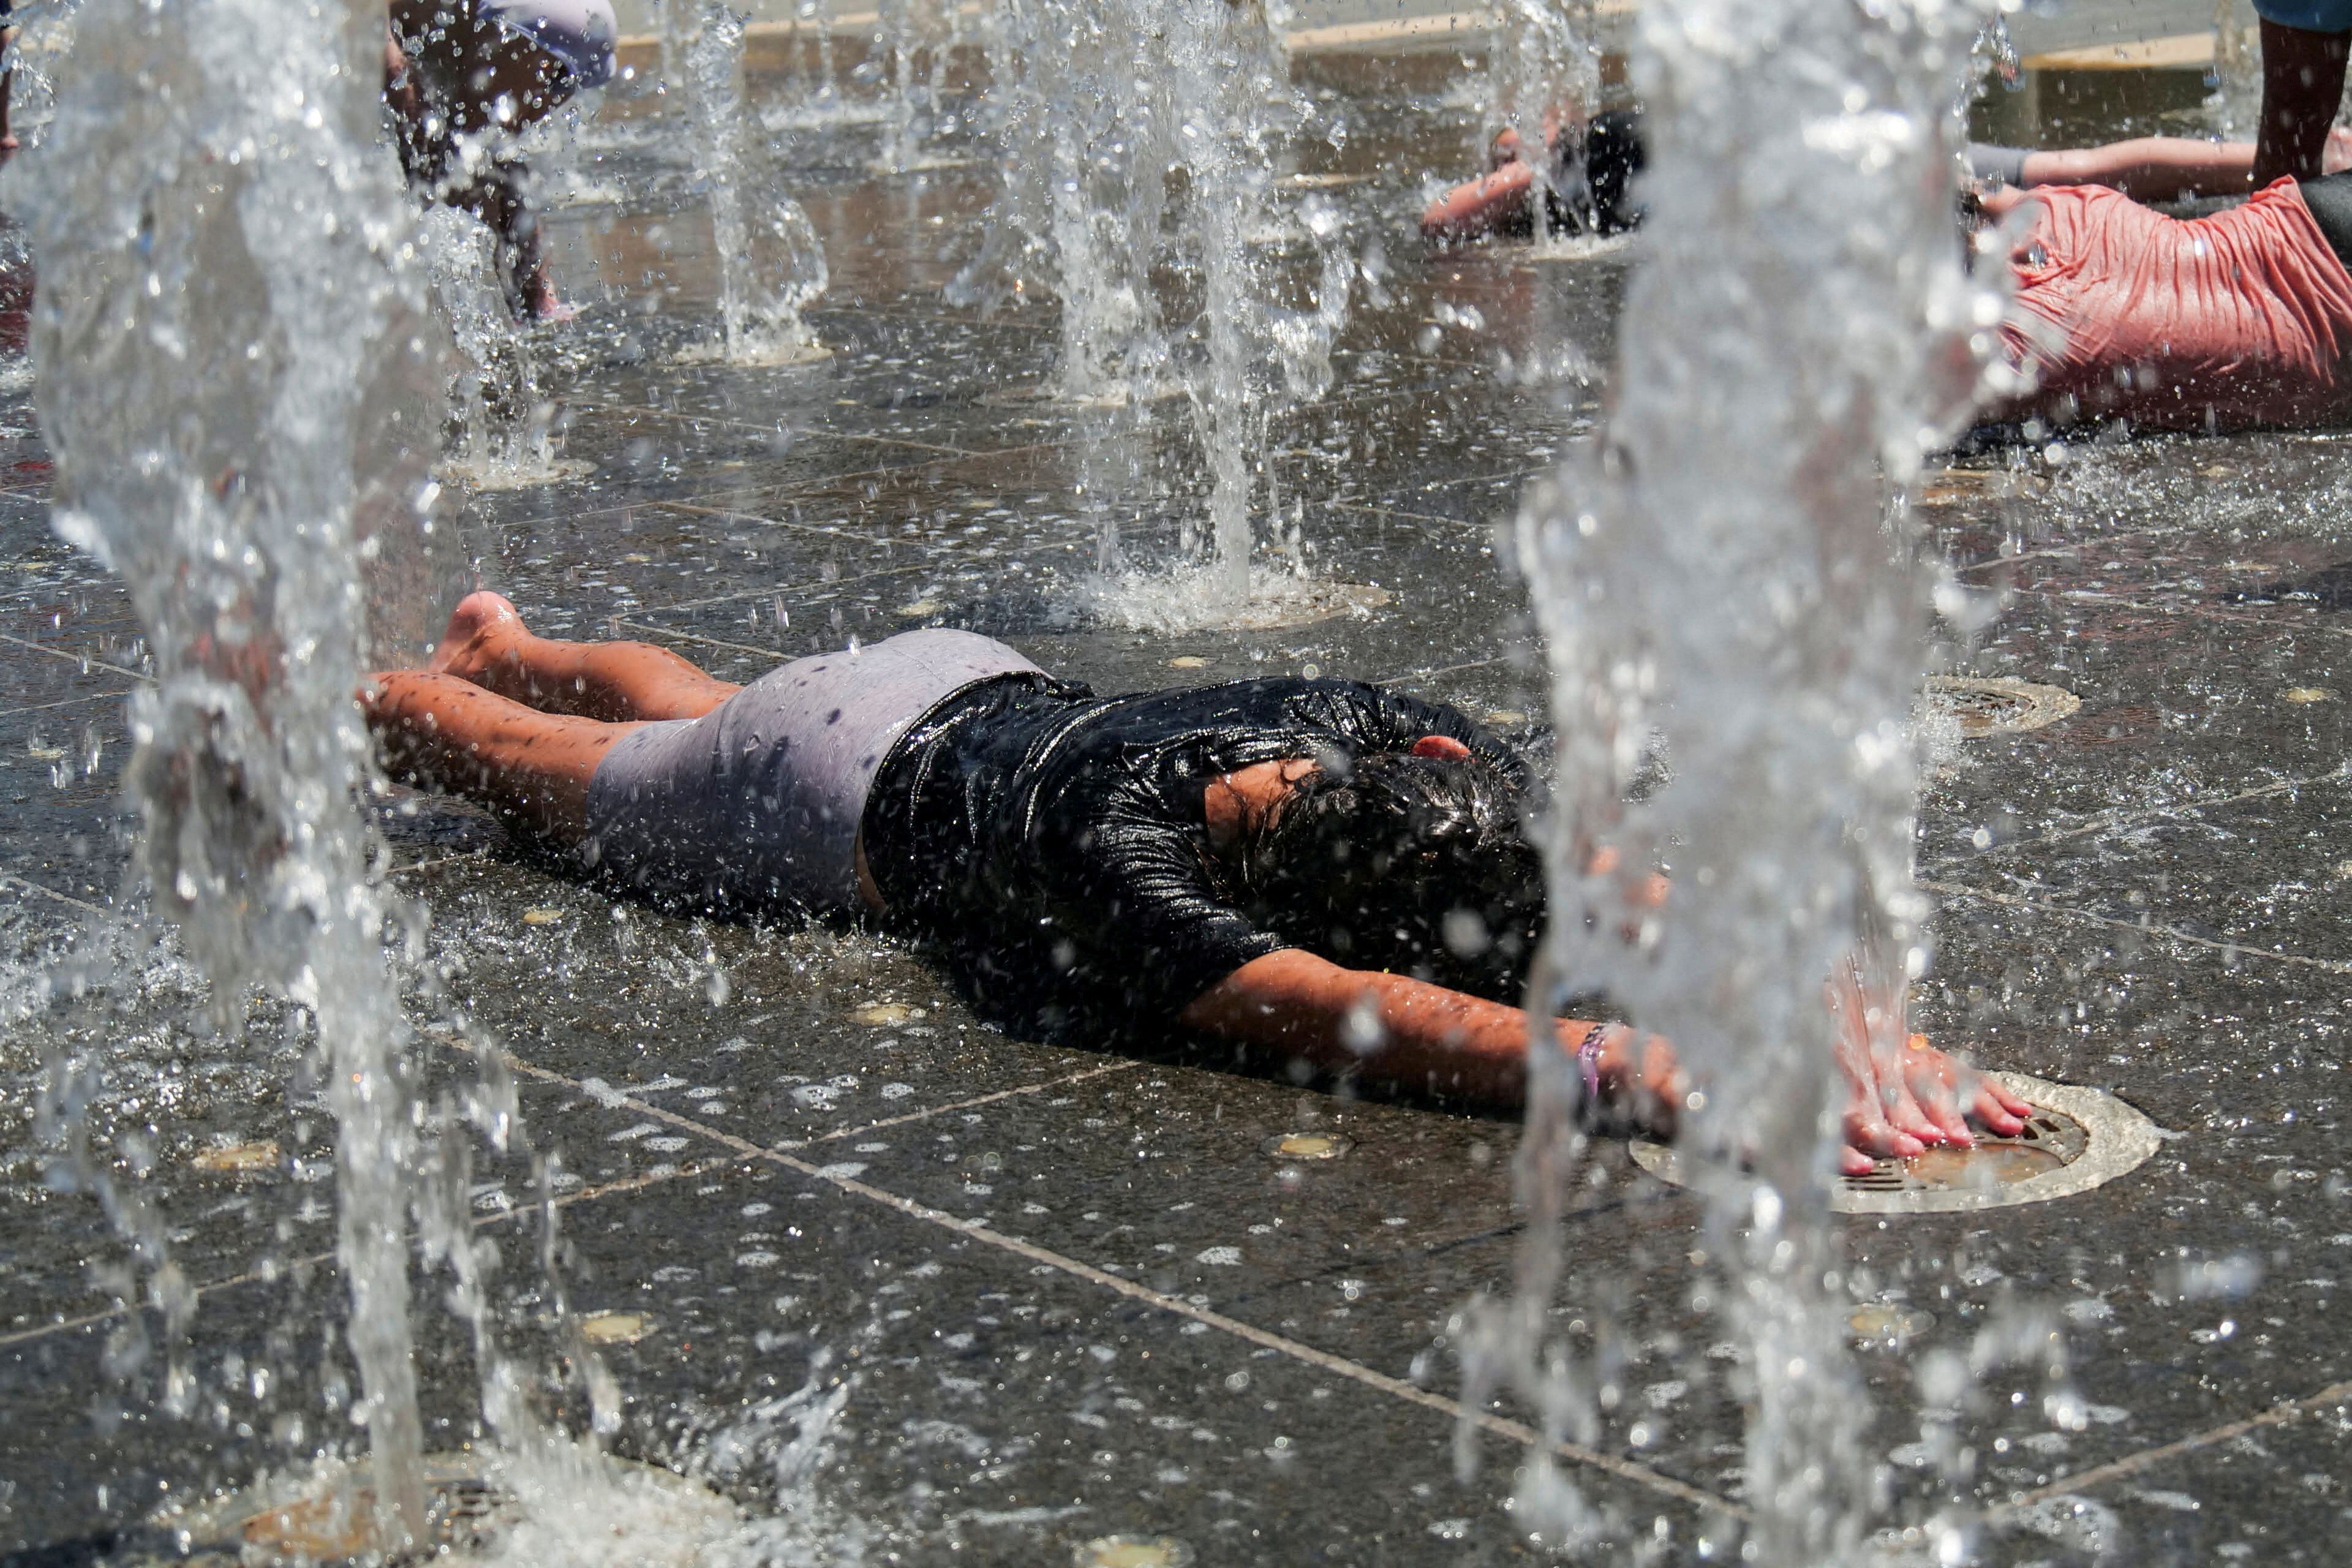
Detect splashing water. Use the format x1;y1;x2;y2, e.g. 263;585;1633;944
422;209;584;489
680;1;831;366
872;0;954;172
2211;0;2261;141
959;0;1175;404
21;0;444;1542
1485;0;1602;238
1472;0;2005;1559
961;0;1351;614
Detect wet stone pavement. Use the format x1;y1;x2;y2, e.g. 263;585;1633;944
4;48;2352;1568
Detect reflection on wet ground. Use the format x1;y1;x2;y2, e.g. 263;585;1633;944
4;48;2352;1568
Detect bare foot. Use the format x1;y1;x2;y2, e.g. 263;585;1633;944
426;590;531;684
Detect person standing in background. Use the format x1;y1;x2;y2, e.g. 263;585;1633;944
2252;2;2352;183
384;0;617;320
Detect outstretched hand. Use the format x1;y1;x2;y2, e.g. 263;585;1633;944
1834;1028;2031;1177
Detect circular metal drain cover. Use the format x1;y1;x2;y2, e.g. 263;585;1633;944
1263;1131;1353;1161
127;1450;736;1566
1077;1536;1195;1568
1849;1303;1934;1343
1926;676;2081;738
440;455;597;492
1912;467;2048;506
1627;1072;2159;1215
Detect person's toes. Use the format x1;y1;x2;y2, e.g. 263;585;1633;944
430;590;526;674
1839;1143;1880;1177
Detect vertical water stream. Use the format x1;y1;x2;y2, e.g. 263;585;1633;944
1485;0;2005;1558
685;1;830;364
20;0;441;1543
962;0;1349;614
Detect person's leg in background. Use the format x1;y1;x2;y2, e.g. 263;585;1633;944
2253;6;2352;184
1;1;21;168
385;0;612;318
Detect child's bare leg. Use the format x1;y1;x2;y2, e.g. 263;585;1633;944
428;591;742;722
364;669;637;842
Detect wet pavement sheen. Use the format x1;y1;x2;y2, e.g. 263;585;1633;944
2;48;2351;1568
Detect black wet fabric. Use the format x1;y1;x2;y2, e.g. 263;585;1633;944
2299;171;2352;274
1548;107;1647;235
862;675;1518;1038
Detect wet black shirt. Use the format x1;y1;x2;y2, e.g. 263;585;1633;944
861;675;1519;1038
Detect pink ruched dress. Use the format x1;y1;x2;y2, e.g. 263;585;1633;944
1996;179;2352;431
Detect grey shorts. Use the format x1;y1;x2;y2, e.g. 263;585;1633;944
584;630;1043;913
1966;142;2031;188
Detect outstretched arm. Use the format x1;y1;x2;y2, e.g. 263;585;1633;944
1179;948;1683;1124
1420;160;1540;243
1182;948;2030;1171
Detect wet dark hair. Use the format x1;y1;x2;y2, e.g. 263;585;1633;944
1228;749;1546;1000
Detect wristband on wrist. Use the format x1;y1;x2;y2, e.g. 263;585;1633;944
1576;1021;1608;1120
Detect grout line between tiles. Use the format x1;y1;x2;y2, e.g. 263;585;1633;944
2000;583;2307;636
385;850;495;879
622;533;1087;615
0;688;139;721
0;870;108;918
1989;1376;2352;1515
656;498;886;541
1950;544;2084;576
499;1050;1745;1520
610;618;824;662
0;1061;1137;1354
0;630;150;684
1921;878;2352;977
1327;499;1497;533
573;400;973;458
0;1157;742;1352
1958;768;2343;862
1381;654;1514;687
